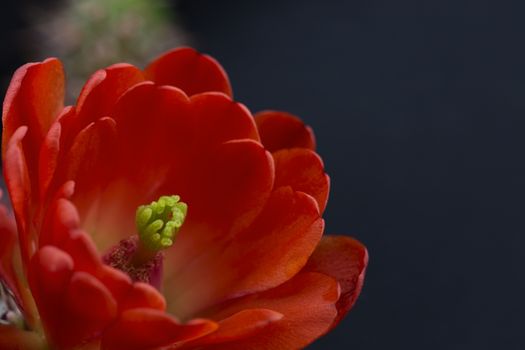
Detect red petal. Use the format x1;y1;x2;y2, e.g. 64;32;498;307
54;118;118;250
200;272;339;350
65;271;117;321
112;86;259;183
38;117;62;201
0;326;45;350
39;184;103;274
112;83;191;182
190;92;260;146
303;235;368;328
63;272;120;345
187;309;283;347
38;105;78;203
176;139;274;234
39;198;80;248
64;63;144;151
120;282;166;311
254;110;316;152
29;247;122;348
97;265;166;313
220;188;323;294
60;229;103;274
101;308;218;350
2;58;64;159
61;117;117;190
144;47;232;97
28;246;74;347
168;187;323;319
97;265;133;303
112;86;257;173
273;148;330;213
3;126;32;266
76;64;145;125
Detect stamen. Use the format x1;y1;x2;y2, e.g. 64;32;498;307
103;195;188;288
136;195;187;252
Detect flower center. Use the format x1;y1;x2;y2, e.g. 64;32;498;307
103;195;187;289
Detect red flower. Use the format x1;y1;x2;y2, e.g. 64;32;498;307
0;48;368;349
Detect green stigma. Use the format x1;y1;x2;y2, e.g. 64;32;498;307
136;195;187;252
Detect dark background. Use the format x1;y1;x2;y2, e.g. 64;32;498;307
3;1;525;349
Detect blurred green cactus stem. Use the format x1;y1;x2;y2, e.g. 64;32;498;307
33;0;187;100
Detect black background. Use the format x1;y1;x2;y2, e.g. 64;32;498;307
3;1;525;349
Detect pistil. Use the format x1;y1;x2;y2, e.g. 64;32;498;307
103;195;187;289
